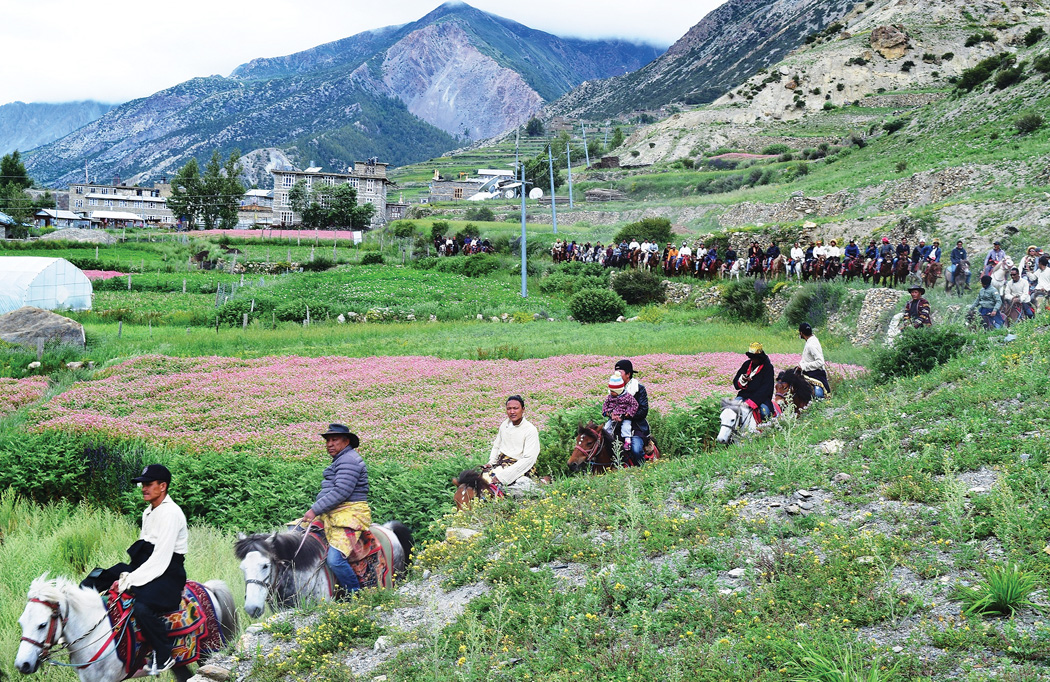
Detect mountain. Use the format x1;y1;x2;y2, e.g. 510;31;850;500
25;2;662;188
547;0;858;119
0;101;116;156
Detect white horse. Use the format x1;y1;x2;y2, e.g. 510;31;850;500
716;397;761;444
235;521;413;619
989;256;1014;296
722;259;742;281
16;574;236;682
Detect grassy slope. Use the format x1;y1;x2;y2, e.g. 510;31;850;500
235;318;1050;682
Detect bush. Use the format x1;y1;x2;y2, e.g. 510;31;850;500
883;118;908;134
783;282;848;328
611;270;665;305
822;102;836;111
214;296;277;327
1035;54;1050;73
301;255;335;272
539;263;607;296
953;563;1041;617
275;300;331;323
964;31;997;48
994;65;1024;89
956;54;1013;92
1014;112;1044;134
612;217;673;246
721;279;769;323
870;325;970;381
413;256;438;270
1023;27;1045;47
460;253;500;278
761;143;792;155
454;223;481;241
896;160;908;173
430;220;451;241
464;206;495;222
941;52;954;61
900;60;915;72
569;288;627;323
360;252;385;265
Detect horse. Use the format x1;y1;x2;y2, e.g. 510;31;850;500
722;259;742;280
452;469;489;511
716;398;761;444
989;257;1014;296
567;422;659;473
774;367;826;415
841;257;863;282
16;573;236;682
765;255;786;280
823;258;840;281
893;258;910;286
945;259;970;296
921;261;942;289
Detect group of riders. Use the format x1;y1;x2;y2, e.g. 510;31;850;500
435;235;494;256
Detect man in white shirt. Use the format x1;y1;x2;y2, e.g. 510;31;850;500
798;323;829;393
483;396;541;494
1032;256;1050;312
1004;268;1033;319
113;464;188;671
628;238;640;251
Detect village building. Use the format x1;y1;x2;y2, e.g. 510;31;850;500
34;209;90;229
429;167;517;202
270;160;406;228
237;189;274;228
67;181;174;227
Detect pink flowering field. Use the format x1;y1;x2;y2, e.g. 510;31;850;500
0;377;49;417
82;270;128;281
31;354;864;463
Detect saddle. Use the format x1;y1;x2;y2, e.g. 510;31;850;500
104;581;224;676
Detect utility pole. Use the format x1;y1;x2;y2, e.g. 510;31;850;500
566;144;574;209
518;134;527;298
547;145;558;235
581;123;591;168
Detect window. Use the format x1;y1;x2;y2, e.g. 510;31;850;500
100;188;109;195
89;198;97;206
74;186;84;194
280;211;293;224
366;179;375;193
119;200;126;207
453;188;464;200
348;177;359;189
282;175;293;188
74;199;83;208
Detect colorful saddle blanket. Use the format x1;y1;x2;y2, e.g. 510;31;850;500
105;581;224;676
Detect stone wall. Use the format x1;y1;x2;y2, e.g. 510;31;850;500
719;190;857;228
851;288;907;346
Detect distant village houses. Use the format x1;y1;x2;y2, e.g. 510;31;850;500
270;160;406;228
429;167;517;202
67;180;174;228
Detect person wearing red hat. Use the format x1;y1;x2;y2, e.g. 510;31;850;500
876;237;894;272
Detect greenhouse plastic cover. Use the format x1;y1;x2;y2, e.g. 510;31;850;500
0;257;93;315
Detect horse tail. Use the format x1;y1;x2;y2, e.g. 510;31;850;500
384;521;415;570
203;579;238;645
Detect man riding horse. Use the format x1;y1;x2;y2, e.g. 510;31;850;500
798;323;830;394
733;342;776;421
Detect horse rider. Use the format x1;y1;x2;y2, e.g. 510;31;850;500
1019;246;1041;284
724;245;738;268
611;359;650;466
764;241;781;270
910;239;927;273
876;237;894;271
1004;267;1034;320
628;237;640;251
704;244;719;271
843;238;860;262
927;239;942;265
747;241;762;271
303;424;371;597
971;275;1004;329
733;342;776;421
894;237;910;270
901;285;933;328
950;240;971;290
677;241;693;269
825;239;841;269
482;395;541;494
805;241;816;262
788;241;804;276
1032;256;1050;312
798;323;830;394
87;464;187;672
662;243;674;270
983;240;1006;277
813;239;827;260
864;239;878;264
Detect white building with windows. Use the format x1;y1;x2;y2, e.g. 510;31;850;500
270;160;406;228
67;182;173;227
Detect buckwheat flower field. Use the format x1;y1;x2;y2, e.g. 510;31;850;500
0;377;49;417
31;354;863;462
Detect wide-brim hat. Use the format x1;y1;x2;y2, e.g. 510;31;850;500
907;285;925;295
321;423;352;438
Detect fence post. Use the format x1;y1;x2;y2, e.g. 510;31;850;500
243;313;248;330
95;245;99;259
36;339;44;362
250;299;255;313
128;275;132;291
287;249;291;262
306;304;310;326
183;279;187;294
118;321;123;338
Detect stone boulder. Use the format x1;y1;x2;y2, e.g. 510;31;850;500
870;25;910;60
0;306;86;347
39;228;117;245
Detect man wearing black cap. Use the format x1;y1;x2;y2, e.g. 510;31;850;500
98;464;187;672
613;359;650;466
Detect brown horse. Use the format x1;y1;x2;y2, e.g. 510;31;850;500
452;469;489;510
774;367;815;414
923;261;943;289
893;258;910;286
765;255;786;280
567;422;660;473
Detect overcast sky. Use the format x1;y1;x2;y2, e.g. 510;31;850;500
0;0;726;105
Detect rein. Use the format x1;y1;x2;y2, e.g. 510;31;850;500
572;430;616;471
21;596;127;670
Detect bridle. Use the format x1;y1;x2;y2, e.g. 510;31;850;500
571;430;616;471
21;596;126;669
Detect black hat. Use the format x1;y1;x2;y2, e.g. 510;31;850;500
798;322;813;336
614;359;634;376
907;285;925;295
321;423;352;437
132;464;171;484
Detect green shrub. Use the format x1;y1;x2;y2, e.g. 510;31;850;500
275;300;331;323
454;223;481;241
433;257;465;275
953;563;1041;617
413;256;438;270
1014;112;1044;134
883;118;908;134
964;31;997;48
538;264;607;296
1023;26;1046;47
1035;54;1050;73
782;282;848;328
761;143;792;155
429;221;451;241
213;296;277;327
611;270;665;305
941;52;954;61
900;60;915;72
994;65;1024;89
569;288;627;323
461;253;500;278
896;160;908;173
300;255;335;272
360;252;385;265
870;325;971;380
464;206;495;222
721;279;769;323
612;217;673;246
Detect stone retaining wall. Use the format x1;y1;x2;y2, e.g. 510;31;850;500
852;288;907;346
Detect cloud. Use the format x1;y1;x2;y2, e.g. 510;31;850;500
0;0;723;104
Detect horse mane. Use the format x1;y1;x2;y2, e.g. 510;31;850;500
455;469;486;493
577;422;601;438
27;573;100;613
776;369;813;400
234;532;322;571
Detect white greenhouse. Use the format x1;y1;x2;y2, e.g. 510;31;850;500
0;257;93;315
